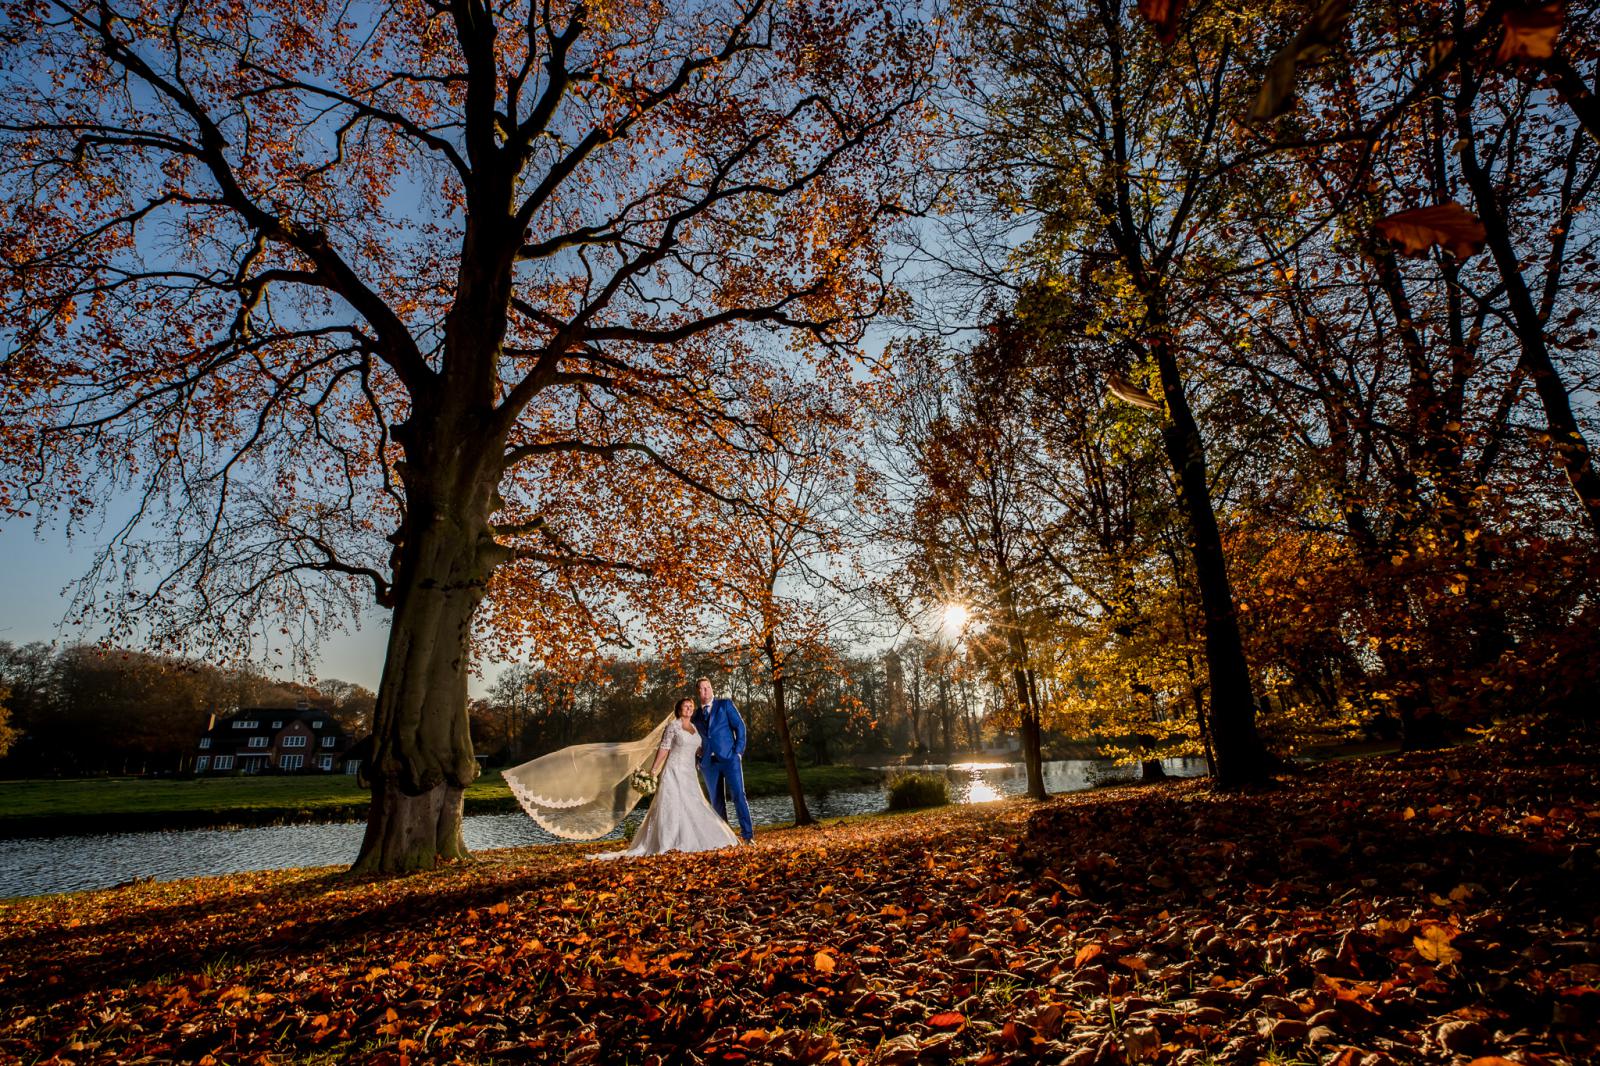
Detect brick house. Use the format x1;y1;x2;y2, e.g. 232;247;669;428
195;702;358;775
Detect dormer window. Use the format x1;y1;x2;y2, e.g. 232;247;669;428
233;720;259;729
313;720;324;728
272;720;283;728
199;738;211;749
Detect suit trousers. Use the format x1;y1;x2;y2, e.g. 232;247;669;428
701;753;754;841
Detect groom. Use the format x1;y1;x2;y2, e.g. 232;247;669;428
692;676;754;843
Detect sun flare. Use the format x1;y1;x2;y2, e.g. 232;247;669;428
939;602;970;636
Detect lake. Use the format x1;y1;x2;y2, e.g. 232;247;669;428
0;757;1204;898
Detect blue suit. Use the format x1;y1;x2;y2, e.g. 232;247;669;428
692;697;753;841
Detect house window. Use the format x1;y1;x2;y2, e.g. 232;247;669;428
321;736;336;748
199;737;211;749
196;756;210;772
279;753;304;770
345;760;361;775
272;720;283;728
213;755;234;770
319;755;334;771
247;736;269;748
313;720;324;728
232;720;259;729
281;735;308;748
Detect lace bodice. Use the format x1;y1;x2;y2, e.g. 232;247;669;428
659;718;702;764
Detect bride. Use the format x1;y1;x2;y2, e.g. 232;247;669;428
501;697;738;857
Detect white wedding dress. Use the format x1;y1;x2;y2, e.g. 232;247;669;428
597;718;739;859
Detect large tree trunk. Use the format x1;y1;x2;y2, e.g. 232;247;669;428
765;635;813;827
352;457;496;874
1150;334;1271;786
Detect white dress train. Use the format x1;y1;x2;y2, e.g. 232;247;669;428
597;718;739;859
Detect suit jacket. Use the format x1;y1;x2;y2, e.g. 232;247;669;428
692;697;746;761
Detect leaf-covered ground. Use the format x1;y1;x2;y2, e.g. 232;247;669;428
2;729;1595;1066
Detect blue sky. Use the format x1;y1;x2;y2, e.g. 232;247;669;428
0;518;395;690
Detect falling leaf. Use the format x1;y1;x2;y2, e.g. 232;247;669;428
1107;374;1162;411
1376;203;1488;259
1495;2;1564;64
1248;0;1353;122
1137;0;1188;43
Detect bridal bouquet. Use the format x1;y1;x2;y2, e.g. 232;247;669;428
629;767;658;796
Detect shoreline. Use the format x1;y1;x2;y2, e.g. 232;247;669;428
0;762;885;840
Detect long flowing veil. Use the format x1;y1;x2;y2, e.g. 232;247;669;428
502;714;674;840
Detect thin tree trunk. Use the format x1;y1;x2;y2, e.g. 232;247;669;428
1149;333;1271;785
1012;662;1047;800
765;635;812;827
1458;99;1600;540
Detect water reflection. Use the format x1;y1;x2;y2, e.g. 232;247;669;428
0;758;1206;898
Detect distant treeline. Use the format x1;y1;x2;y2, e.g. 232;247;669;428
0;641;374;777
472;641;1003;768
0;638;1017;778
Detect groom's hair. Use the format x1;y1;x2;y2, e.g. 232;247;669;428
695;676;712;689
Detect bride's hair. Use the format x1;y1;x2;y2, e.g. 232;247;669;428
675;697;694;718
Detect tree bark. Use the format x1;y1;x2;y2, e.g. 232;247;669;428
1012;662;1047;800
1149;333;1271;786
352;445;497;874
765;635;813;827
1457;97;1600;541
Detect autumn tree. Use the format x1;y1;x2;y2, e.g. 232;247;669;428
888;340;1057;798
0;685;16;761
1228;0;1600;735
696;374;880;823
954;0;1276;784
0;0;939;869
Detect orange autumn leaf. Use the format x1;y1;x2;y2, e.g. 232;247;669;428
1137;0;1188;43
929;1011;967;1029
1495;2;1564;64
1413;924;1463;965
813;951;837;973
1075;943;1104;968
1376;203;1488;259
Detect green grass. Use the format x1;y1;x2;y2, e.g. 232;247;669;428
0;761;883;837
740;761;882;796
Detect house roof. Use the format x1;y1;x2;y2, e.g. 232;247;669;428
200;707;354;753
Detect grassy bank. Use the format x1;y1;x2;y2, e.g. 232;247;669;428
0;761;883;838
0;729;1592;1065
